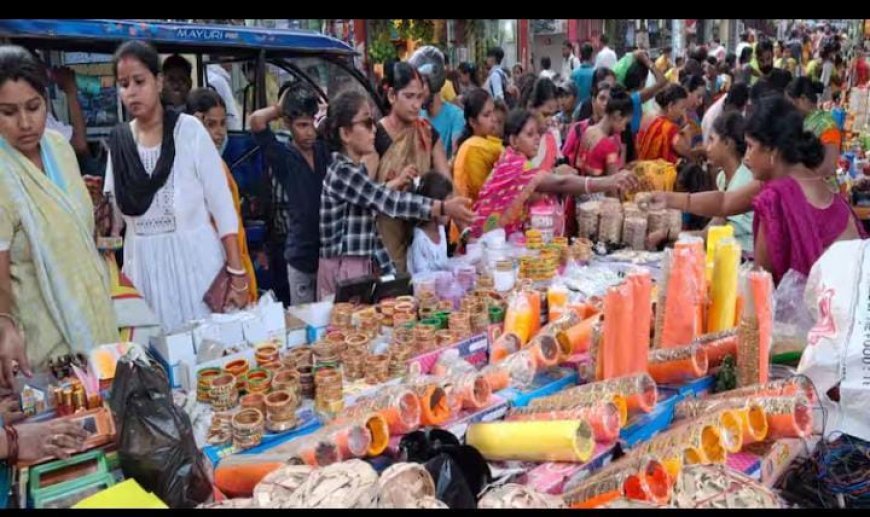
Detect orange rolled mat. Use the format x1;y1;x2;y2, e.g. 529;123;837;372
564;455;672;507
481;364;511;392
449;373;492;410
329;422;372;460
706;376;817;405
695;330;738;369
490;333;522;363
556;314;600;355
344;388;422;435
648;343;709;385
757;396;814;439
362;413;389;456
674;398;769;445
296;437;339;466
544;374;657;416
623;460;672;505
526;334;560;369
214;461;284;498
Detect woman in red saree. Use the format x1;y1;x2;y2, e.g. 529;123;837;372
636;84;692;164
471;109;637;239
577;87;633;177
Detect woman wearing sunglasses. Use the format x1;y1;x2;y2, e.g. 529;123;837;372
317;90;474;300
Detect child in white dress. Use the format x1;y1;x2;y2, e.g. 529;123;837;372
407;172;454;276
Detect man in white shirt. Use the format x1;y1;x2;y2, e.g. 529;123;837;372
735;32;751;65
594;33;617;70
701;82;749;147
484;46;507;102
560;40;580;80
539;56;557;81
207;63;243;131
709;38;726;63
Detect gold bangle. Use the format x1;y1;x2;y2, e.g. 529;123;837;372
0;313;20;331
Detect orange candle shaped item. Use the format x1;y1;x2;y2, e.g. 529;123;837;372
676;235;707;335
648;343;709;384
627;268;652;375
660;247;702;348
599;286;622;380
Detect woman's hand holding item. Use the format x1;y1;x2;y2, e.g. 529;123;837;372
0;316;30;389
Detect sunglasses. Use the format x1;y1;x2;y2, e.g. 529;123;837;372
350;117;377;131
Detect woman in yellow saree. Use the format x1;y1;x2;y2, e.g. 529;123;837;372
0;46;117;383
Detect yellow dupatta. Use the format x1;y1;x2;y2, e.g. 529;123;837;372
0;130;117;359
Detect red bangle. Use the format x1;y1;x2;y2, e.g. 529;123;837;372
5;425;19;464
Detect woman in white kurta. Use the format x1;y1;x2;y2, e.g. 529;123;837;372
105;41;248;332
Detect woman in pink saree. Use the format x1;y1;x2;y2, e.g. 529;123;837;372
471;109;637;239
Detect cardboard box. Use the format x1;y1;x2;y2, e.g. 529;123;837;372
241;300;286;346
149;328;197;389
287;301;333;344
285;313;308;348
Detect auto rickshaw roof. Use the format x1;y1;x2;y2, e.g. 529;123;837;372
0;19;357;57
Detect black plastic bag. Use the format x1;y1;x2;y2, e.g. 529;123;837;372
108;355;212;508
424;444;491;509
398;427;460;463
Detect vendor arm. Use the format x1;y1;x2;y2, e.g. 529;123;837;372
651;180;761;217
535;169;638;196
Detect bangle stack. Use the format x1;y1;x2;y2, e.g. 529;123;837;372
232;408;265;450
223;359;250;391
264;390;298;433
209;373;238;411
197;367;222;403
245;368;273;395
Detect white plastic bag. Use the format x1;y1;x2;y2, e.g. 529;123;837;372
797;240;870;441
771;269;814;358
